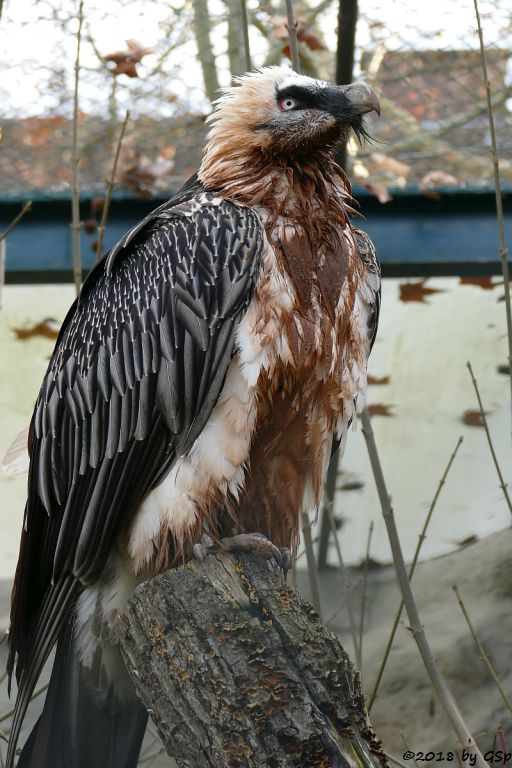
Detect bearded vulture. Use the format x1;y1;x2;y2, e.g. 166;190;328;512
6;66;381;768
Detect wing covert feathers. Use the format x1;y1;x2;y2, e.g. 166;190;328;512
7;185;264;767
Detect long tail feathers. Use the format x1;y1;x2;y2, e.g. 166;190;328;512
10;616;148;768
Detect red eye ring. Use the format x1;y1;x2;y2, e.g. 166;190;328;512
278;97;297;112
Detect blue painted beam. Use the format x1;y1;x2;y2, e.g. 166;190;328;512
1;185;511;281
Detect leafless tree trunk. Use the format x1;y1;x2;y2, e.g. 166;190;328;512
191;0;221;103
335;0;358;171
119;553;387;768
223;0;244;78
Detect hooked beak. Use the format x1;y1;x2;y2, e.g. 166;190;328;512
342;81;381;117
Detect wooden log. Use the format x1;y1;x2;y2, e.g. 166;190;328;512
119;552;387;768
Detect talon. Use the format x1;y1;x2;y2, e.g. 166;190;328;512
193;534;217;562
278;548;292;581
217;533;291;580
201;533;215;548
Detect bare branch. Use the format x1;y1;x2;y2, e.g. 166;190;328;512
285;0;301;73
368;436;464;711
95;110;130;262
473;0;512;431
358;519;374;670
301;511;323;618
453;585;512;715
240;0;252;71
0;201;32;243
71;0;84;297
467;361;512;515
360;407;487;767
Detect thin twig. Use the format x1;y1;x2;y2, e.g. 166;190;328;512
325;502;360;664
453;586;512;714
473;0;512;435
358;520;373;670
467;362;512;515
386;753;411;768
0;683;49;725
95;110;130;262
400;732;419;768
491;726;501;764
240;0;252;71
71;0;84;297
360;407;487;767
368;436;464;711
285;0;301;73
324;576;363;627
301;511;322;618
295;535;319;559
0;202;32;243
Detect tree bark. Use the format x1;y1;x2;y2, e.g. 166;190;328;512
119;552;387;768
335;0;358;171
191;0;220;104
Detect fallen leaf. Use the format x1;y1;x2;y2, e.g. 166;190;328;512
399;280;442;303
368;374;390;386
459;276;497;290
461;409;488;427
420;169;459;189
497;364;510;376
368;404;394;417
12;319;60;340
371;152;411;180
353;176;392;203
456;534;478;548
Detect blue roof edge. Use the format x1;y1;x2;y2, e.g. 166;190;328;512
1;182;511;204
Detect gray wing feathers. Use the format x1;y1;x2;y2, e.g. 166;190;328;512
7;191;264;768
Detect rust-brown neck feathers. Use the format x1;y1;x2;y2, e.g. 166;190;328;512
198;67;355;225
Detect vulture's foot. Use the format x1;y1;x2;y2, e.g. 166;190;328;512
193;532;291;580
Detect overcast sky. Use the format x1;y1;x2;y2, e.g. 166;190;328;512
1;0;509;117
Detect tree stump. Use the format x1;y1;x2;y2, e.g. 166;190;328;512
119;553;387;768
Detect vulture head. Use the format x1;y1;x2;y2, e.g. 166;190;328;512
202;67;379;160
199;66;380;201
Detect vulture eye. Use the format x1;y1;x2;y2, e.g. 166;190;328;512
278;97;298;112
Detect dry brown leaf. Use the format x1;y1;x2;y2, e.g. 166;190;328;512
399;280;443;303
367;374;390;385
459;276;497;290
420;169;459;188
353;176;392;203
461;409;488;427
271;15;325;51
104;39;155;78
368;403;394;417
12;319;60;340
371;152;411;179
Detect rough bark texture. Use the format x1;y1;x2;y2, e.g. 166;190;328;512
119;553;387;768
